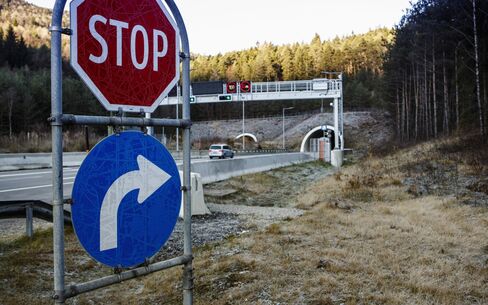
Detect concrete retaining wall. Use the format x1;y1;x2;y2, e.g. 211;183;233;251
186;153;315;184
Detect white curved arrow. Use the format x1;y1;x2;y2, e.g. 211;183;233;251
99;155;171;251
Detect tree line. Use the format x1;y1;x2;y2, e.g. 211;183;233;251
384;0;488;141
190;29;392;82
2;0;486;144
162;28;393;120
0;16;393;136
0;25;105;138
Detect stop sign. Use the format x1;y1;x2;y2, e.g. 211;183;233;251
70;0;180;113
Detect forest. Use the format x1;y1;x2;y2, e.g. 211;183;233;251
0;0;487;143
384;0;488;140
0;0;393;137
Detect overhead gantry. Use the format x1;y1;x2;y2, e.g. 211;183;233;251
162;78;341;104
161;76;345;166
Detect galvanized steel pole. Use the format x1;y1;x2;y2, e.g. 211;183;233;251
333;98;339;150
50;0;67;303
25;204;33;238
64;255;191;298
282;108;285;149
61;114;191;128
240;85;245;150
339;73;344;149
145;113;154;136
176;85;180;152
164;1;193;304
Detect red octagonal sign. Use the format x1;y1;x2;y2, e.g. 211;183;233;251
70;0;180;113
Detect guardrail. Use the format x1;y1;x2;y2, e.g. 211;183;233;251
236;149;290;154
0;150;208;171
0;200;72;237
0;150;291;171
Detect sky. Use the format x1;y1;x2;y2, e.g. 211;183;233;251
27;0;413;55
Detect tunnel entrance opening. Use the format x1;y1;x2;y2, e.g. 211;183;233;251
234;133;259;150
300;125;335;153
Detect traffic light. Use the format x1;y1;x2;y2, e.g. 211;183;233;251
240;80;251;93
226;82;237;93
218;94;232;101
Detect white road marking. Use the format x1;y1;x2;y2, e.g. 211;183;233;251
2;174;75;181
0;178;75;193
0;168;78;178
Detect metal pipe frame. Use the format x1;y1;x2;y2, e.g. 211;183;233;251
64;255;191;298
60;114;192;128
50;0;193;303
164;1;194;304
51;0;67;303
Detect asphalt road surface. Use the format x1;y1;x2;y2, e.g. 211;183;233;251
0;155;254;203
0;167;78;203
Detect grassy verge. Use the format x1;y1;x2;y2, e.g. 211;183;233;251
133;136;488;304
204;161;332;208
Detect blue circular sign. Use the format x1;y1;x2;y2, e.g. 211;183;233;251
72;131;181;268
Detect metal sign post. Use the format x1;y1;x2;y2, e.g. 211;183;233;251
50;0;193;303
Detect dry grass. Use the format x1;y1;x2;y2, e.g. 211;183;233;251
0;130;104;153
206;161;332;208
122;136;487;304
1;136;487;304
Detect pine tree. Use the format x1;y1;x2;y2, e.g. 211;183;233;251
4;26;17;68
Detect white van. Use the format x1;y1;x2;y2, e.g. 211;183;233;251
208;144;234;159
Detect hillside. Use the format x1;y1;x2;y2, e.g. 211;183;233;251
189;110;393;152
0;0;69;52
0;0;395;139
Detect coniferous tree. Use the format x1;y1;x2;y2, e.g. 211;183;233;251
4;26;17;68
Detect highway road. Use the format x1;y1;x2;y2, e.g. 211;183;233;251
0;167;78;203
0;154;262;203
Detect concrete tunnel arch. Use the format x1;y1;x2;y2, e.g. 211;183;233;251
235;133;258;143
300;125;335;152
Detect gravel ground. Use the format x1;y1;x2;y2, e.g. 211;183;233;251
157;161;331;262
156;202;304;260
0;218;52;241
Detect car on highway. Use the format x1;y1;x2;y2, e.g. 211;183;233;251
208;144;234;159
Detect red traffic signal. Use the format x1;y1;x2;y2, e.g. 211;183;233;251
226;82;237;93
240;81;251;93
